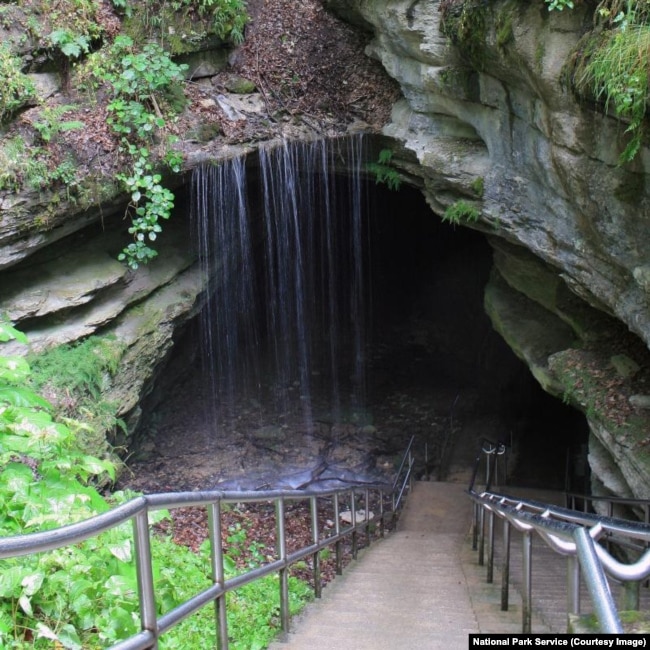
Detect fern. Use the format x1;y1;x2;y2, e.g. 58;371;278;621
367;149;402;191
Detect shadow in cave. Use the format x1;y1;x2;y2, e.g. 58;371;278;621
125;158;588;494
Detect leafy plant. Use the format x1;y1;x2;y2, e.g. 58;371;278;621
32;105;85;143
0;43;36;124
97;36;187;268
47;29;91;59
442;199;481;224
471;176;485;198
206;0;249;44
28;336;126;455
116;147;177;267
367;149;402;191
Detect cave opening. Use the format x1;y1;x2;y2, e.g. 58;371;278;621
131;139;588;493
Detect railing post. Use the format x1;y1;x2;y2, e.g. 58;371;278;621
275;498;290;637
522;530;532;634
573;527;622;633
334;492;342;575
472;503;479;551
486;509;495;584
379;489;385;539
351;491;358;560
501;518;510;611
364;489;371;546
485;452;491;490
133;509;158;649
208;501;229;650
311;496;322;599
478;507;485;566
622;580;640;612
567;555;580;622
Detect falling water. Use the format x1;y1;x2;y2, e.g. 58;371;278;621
191;136;369;433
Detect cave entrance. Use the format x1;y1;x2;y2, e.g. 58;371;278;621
129;138;588;493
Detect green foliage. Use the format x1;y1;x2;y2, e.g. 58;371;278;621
115;147;176;267
556;0;650;163
28;336;126;452
440;0;488;68
206;0;249;44
29;336;123;402
574;23;650;163
0;137;33;192
110;0;131;15
0;43;36;124
32;105;85;143
545;0;574;10
470;176;485;198
98;36;187;269
124;0;249;51
367;149;402;191
47;29;91;59
442;199;481;225
0;323;312;648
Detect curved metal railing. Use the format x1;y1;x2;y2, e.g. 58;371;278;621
469;439;650;634
0;437;416;649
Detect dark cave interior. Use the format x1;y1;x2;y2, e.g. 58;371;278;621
142;153;589;492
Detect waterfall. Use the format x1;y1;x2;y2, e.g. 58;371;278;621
191;136;369;433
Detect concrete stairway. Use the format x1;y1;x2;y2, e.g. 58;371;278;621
268;481;550;650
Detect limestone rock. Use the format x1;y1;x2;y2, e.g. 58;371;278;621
180;49;229;79
335;0;650;349
340;509;374;524
610;355;640;379
484;269;575;396
0;247;127;321
223;75;257;94
629;395;650;410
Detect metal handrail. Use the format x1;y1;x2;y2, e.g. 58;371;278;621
565;491;650;524
470;440;650;634
0;438;416;649
392;434;415;510
468;436;508;494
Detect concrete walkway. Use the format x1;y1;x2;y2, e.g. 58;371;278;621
269;481;549;650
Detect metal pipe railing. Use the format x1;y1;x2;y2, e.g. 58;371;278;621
0;437;416;649
469;438;650;634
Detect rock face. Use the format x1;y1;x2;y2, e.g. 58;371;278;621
325;0;650;498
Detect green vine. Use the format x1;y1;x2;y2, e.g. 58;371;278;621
101;36;187;269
